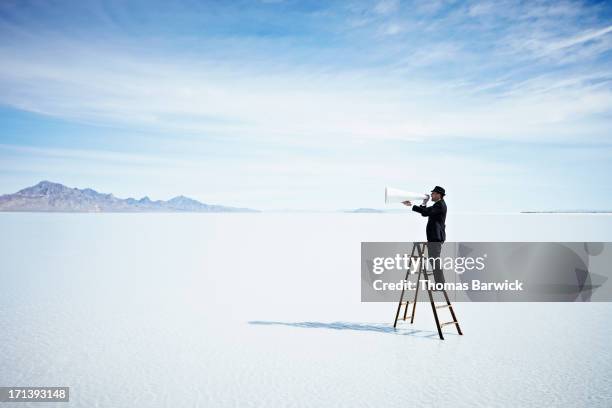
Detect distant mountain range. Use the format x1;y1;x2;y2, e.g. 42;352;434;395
343;208;385;213
0;181;258;213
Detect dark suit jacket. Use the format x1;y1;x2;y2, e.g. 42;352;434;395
412;199;446;242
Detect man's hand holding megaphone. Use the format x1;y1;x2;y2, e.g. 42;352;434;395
403;193;430;207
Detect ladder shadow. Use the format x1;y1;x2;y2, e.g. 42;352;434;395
248;320;455;340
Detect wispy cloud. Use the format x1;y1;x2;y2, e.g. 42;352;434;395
550;25;612;51
0;31;608;144
373;0;401;15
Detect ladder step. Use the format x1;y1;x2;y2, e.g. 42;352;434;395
441;321;458;327
436;304;451;309
397;315;413;321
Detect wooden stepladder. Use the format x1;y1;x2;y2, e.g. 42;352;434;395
393;242;463;340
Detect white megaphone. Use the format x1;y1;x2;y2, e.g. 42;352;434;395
385;187;428;204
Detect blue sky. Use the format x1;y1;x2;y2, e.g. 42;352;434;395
0;0;611;210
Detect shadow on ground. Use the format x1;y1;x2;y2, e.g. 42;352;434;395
248;320;459;339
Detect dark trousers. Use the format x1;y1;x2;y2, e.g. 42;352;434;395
426;242;445;284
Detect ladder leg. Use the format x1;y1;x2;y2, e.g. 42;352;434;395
410;268;421;324
410;243;425;324
428;286;444;340
442;289;463;335
393;243;418;328
421;242;444;340
393;271;408;328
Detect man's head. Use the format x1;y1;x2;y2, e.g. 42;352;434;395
430;186;446;202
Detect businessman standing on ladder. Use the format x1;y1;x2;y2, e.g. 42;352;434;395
402;186;447;284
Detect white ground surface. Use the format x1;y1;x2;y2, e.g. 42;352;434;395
1;213;611;407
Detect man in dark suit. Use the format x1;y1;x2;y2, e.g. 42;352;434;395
402;186;447;283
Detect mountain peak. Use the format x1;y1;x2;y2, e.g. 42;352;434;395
168;195;197;203
35;180;64;189
18;180;70;196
